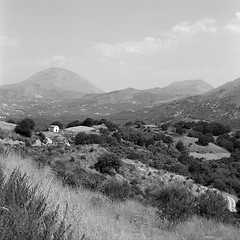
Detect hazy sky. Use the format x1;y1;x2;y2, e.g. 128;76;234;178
0;0;240;92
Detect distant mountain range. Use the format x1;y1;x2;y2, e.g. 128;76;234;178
1;67;240;127
110;77;240;128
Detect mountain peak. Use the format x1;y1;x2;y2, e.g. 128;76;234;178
22;67;104;94
0;68;104;101
165;79;214;94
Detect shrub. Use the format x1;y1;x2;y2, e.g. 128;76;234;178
231;150;240;161
161;123;169;131
162;135;173;144
127;150;141;160
0;168;72;239
112;132;121;143
154;185;196;224
196;135;211;146
75;132;102;145
81;117;94;127
67;120;81;128
216;135;234;152
101;179;130;201
38;132;46;142
188;130;204;138
0;128;8;139
196;190;230;222
94;153;122;175
73;166;106;191
175;126;186;135
175;141;185;152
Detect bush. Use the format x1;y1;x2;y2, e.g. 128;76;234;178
81;117;94;127
175;126;186;135
14;118;35;138
175;141;185;152
112;132;121;143
75;132;102;145
188;130;204;138
162;135;173;144
67;120;81;128
231;150;240;161
101;179;130;201
196;135;211;146
0;168;72;239
161;123;169;131
127;150;142;160
94;153;122;175
216;135;235;152
154;185;196;224
196;190;230;222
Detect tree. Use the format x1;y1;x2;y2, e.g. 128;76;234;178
175;125;186;135
112;132;121;143
14;118;35;137
50;121;64;129
94;153;122;175
81;117;94;127
176;141;185;152
161;123;169;131
196;135;210;146
67;120;81;128
162;135;173;144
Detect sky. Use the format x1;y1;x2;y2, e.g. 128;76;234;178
0;0;240;92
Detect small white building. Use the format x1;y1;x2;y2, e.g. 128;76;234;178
48;125;60;133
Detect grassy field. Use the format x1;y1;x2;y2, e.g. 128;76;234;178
1;153;240;240
173;136;231;160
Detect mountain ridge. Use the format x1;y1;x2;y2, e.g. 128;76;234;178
109;77;240;128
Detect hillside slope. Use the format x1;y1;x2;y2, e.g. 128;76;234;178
111;77;240;127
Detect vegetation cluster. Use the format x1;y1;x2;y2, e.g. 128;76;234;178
1;117;240;229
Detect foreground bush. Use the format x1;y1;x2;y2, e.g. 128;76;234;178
0;168;72;240
153;185;233;226
196;190;231;222
154;186;196;224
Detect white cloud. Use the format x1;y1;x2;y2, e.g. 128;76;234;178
172;18;218;35
0;36;20;47
38;55;67;66
95;37;178;57
225;12;240;34
95;18;219;58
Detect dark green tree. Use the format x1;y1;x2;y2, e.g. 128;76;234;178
50;121;64;129
14;118;35;137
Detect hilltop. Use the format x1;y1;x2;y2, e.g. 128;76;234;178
0;67;104;101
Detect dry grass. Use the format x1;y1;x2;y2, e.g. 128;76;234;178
1;153;239;240
0;120;16;131
189;152;231;160
173;136;229;154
